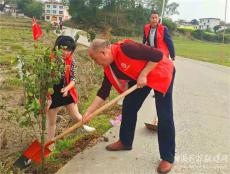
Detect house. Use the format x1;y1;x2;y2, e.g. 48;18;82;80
0;0;18;16
199;18;220;31
43;1;71;24
4;4;17;13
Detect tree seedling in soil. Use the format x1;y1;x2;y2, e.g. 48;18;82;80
13;42;65;173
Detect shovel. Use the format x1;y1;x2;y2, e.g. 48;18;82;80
14;84;138;169
144;122;158;131
144;117;158;131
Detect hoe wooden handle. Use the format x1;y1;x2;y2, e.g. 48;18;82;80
52;84;138;142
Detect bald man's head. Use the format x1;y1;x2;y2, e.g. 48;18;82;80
88;39;113;66
89;39;110;52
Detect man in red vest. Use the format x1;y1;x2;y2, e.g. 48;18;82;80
143;10;175;59
143;11;176;130
84;39;176;173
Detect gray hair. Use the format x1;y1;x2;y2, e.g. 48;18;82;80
89;39;110;51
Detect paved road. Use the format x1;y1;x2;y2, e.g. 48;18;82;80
56;56;230;174
60;27;90;47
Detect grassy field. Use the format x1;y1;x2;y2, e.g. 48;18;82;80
114;35;230;67
0;16;56;65
173;35;230;67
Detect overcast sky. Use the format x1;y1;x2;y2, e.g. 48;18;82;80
170;0;230;22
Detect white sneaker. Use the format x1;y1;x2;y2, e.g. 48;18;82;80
82;125;96;132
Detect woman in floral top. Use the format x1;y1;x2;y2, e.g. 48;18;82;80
47;36;95;143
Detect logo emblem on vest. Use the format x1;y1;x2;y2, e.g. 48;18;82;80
121;63;130;71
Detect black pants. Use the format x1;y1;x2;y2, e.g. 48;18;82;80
119;69;176;163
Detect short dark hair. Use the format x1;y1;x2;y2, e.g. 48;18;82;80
151;10;159;16
53;35;76;53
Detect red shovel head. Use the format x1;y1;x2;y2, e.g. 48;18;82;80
144;123;158;131
23;140;52;164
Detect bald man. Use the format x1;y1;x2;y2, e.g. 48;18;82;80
84;39;176;173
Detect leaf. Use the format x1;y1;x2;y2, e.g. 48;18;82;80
48;87;54;95
28;92;33;97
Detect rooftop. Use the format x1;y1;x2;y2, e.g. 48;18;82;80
199;18;220;20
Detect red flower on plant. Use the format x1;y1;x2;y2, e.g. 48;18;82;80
50;52;55;59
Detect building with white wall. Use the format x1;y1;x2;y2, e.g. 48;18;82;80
199;18;220;31
43;1;71;24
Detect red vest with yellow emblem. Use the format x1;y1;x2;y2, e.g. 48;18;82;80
144;23;169;57
104;39;174;94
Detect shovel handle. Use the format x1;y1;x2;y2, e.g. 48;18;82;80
52;84;138;142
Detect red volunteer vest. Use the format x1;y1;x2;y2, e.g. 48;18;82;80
144;23;169;57
104;39;174;94
65;54;78;103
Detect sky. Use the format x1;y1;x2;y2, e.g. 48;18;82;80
169;0;230;22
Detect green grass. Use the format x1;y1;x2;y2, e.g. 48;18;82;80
115;35;230;67
78;87;119;134
0;162;14;174
0;77;23;89
173;36;230;66
177;26;196;31
47;88;118;165
0;16;56;65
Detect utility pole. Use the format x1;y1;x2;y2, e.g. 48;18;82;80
223;0;228;43
160;0;166;24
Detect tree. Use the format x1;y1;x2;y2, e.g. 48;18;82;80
213;25;221;33
24;1;43;18
191;19;199;25
17;43;64;173
165;2;179;16
61;0;69;6
16;0;43;18
148;0;179;17
68;0;179;36
4;0;18;4
69;0;103;26
162;18;176;32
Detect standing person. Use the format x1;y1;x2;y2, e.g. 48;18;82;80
46;36;95;144
143;10;176;129
59;19;63;30
84;39;176;173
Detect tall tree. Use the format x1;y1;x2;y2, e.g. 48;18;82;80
68;0;179;36
15;0;43;18
191;19;199;25
148;0;179;17
24;1;43;18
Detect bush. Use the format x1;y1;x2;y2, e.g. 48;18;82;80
177;27;195;34
87;28;97;42
162;18;177;33
218;33;230;44
192;30;230;43
226;28;230;34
